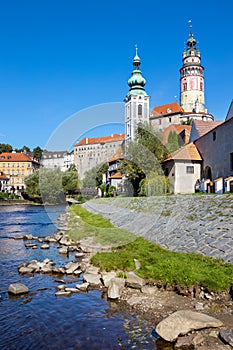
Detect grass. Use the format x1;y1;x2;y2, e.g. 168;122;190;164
92;237;233;291
68;203;233;292
67;204;136;247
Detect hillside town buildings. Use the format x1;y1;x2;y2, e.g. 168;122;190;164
0;152;40;193
40;151;74;172
74;134;125;179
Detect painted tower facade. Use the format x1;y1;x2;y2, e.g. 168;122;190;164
180;25;206;114
125;48;150;142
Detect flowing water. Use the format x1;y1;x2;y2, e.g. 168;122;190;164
0;205;158;350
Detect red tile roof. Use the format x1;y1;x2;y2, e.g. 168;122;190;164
0;172;9;180
75;134;125;147
0;152;39;163
192;120;223;138
109;172;122;179
163;124;192;144
108;146;124;162
150;102;184;118
163;142;202;162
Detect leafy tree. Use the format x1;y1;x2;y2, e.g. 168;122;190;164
121;123;169;196
139;173;170;196
0;143;13;153
15;145;31;153
32;146;43;160
181;118;193;126
166;131;179;153
62;166;79;195
39;168;65;204
24;171;41;202
82;162;108;188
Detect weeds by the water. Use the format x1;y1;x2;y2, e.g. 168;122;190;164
68;204;233;292
67;204;136;247
92;237;233;291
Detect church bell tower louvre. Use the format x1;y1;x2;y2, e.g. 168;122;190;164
179;22;214;122
124;47;150;143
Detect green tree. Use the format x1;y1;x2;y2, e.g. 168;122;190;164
32;146;43;160
24;171;41;202
62;166;79;195
121;123;169;196
166;131;179;153
82;162;108;188
0;143;13;153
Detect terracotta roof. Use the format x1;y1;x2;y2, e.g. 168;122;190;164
192;120;222;138
225;176;233;181
109;172;122;179
75;134;125;147
163;142;202;162
0;152;39;163
150;102;184;118
108;146;124;162
163;124;192;144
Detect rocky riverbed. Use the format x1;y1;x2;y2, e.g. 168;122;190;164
14;201;233;349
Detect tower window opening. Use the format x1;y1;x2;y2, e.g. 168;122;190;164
183;82;187;91
213;131;216;141
200;82;203;91
138;104;142;116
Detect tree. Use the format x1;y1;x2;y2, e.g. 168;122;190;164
62;166;79;195
0;143;13;153
32;146;43;160
15;145;31;153
24;171;41;202
121;122;169;196
82;162;108;188
166;131;179;153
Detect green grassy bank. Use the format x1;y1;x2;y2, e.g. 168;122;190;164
68;204;233;292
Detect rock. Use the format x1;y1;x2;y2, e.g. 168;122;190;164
24;234;33;240
59;236;73;246
156;310;223;342
55;291;72;297
18;266;35;274
134;258;141;270
25;243;37;248
32;245;38;249
52;267;66;274
56;285;66;291
219;330;233;347
85;265;99;274
83;273;102;286
126;271;145;289
76;282;89;291
141;285;158;295
65;262;81;274
175;333;204;349
65;288;79;293
127;296;148;307
40;264;53;274
73;269;82;276
75;252;85;258
195;302;205;311
8;283;29;295
107;278;125;299
59;247;68;255
41;244;50;249
101;271;117;288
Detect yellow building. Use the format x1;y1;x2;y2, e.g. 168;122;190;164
0;152;40;192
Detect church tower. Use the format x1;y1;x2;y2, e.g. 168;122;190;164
125;47;150;143
180;24;206;114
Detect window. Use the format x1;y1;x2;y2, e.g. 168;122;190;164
200;82;203;91
169;117;172;123
138;104;142;116
183;82;187;91
230;153;233;171
186;166;194;174
213;131;216;141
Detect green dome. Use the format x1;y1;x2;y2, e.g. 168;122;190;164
127;47;148;97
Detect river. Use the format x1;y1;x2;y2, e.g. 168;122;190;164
0;205;158;350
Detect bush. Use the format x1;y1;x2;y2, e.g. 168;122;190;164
139;174;170;196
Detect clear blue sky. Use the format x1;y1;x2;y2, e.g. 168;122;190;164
0;0;232;150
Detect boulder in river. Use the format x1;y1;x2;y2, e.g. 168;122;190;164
8;283;29;295
107;277;125;299
126;271;145;289
219;330;233;347
83;273;102;287
156;310;223;342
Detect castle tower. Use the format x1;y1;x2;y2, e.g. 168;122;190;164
180;24;206;114
125;47;150;142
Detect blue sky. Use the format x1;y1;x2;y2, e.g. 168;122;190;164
0;0;232;150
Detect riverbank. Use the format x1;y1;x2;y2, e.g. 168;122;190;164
61;200;233;349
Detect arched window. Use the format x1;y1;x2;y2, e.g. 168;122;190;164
138;104;142;116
